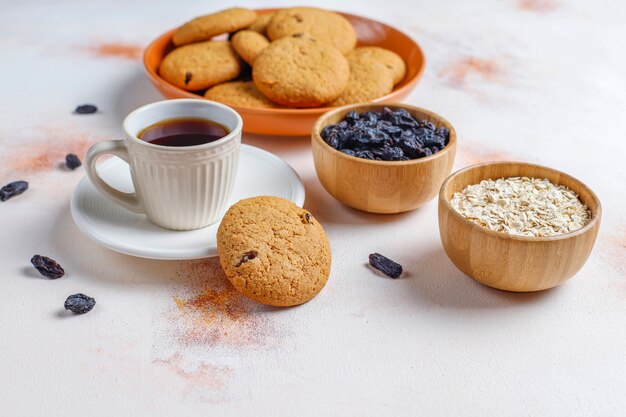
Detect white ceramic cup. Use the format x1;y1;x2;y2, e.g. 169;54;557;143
85;99;242;231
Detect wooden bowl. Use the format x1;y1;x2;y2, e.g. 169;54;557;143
311;103;457;213
438;162;602;292
143;8;425;136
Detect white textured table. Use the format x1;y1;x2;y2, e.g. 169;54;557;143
1;1;625;415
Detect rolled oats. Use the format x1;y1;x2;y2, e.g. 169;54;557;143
450;177;591;237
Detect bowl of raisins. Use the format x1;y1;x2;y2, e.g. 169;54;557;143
312;103;457;213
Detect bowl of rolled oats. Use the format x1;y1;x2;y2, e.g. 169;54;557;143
438;162;601;292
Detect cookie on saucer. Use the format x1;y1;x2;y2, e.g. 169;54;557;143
217;196;332;307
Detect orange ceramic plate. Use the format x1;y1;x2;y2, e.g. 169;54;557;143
143;8;425;136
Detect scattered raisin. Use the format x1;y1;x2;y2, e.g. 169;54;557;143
236;250;258;267
369;253;403;278
64;294;96;314
65;153;82;170
74;104;98;114
0;180;28;202
31;255;65;279
435;126;450;140
184;72;192;85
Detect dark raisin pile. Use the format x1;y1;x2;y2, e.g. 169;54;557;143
0;180;28;201
64;293;96;314
31;255;65;279
65;153;82;170
369;253;403;278
321;107;450;161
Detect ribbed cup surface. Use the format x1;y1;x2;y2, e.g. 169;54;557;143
127;136;240;230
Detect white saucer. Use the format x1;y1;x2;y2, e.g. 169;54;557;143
70;144;305;260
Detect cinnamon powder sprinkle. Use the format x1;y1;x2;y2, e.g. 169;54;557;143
458;140;518;166
88;42;143;60
153;353;233;398
167;258;275;348
601;226;626;276
3;126;103;177
517;0;559;13
440;57;503;88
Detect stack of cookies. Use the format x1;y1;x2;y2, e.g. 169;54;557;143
159;7;407;108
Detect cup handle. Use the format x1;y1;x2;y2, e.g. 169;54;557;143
85;140;145;213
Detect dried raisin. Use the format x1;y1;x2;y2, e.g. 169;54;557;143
0;180;28;201
65;153;82;170
236;250;258;267
74;104;98;114
64;294;96;314
369;253;403;278
31;255;65;279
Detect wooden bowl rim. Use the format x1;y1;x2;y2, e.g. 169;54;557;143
311;102;457;166
438;161;602;242
142;8;425;114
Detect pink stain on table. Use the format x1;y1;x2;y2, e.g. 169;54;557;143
440;57;504;88
517;0;559;13
86;42;143;60
85;346;231;403
1;126;105;181
601;226;626;277
153;353;233;402
457;140;520;166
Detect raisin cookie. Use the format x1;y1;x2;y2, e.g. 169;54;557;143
217;196;332;307
349;46;407;85
205;81;278;108
246;12;274;35
159;41;241;91
253;35;349;107
231;30;270;65
266;7;357;54
330;55;394;106
173;8;257;46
